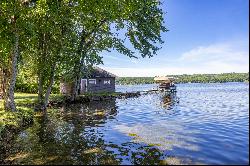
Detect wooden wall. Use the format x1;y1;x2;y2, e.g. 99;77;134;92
60;77;115;95
84;77;115;93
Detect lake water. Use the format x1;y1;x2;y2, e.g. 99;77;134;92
1;83;249;165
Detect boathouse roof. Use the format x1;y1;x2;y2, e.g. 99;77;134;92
154;76;175;83
85;66;117;78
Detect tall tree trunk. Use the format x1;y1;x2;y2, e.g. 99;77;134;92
44;65;56;108
71;73;80;101
4;33;19;112
70;29;87;101
1;68;8;102
71;57;84;101
37;71;44;106
0;68;4;99
36;32;47;111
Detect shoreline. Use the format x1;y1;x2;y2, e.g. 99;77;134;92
116;81;249;86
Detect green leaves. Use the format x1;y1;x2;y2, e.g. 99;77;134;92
1;0;167;105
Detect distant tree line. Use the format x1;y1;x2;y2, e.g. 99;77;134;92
116;73;249;85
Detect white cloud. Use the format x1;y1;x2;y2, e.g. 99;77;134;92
179;43;248;64
180;44;229;61
102;41;249;77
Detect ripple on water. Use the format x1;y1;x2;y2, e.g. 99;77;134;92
2;83;249;165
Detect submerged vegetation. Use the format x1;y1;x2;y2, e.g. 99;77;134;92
116;73;249;85
0;91;140;134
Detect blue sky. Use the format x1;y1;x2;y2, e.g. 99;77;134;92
99;0;249;77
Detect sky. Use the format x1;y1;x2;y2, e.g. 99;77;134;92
99;0;249;77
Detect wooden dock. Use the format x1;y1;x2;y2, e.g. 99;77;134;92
48;89;177;107
140;87;177;95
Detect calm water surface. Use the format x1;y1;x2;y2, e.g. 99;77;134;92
1;83;249;165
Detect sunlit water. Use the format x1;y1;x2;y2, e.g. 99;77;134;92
1;83;249;165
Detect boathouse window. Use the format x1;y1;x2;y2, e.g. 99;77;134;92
104;80;111;85
89;79;96;84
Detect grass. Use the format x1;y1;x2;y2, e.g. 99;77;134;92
0;93;39;133
0;92;119;133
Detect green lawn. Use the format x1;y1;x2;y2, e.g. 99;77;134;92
0;92;121;133
0;93;38;133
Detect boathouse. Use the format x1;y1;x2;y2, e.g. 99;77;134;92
154;76;177;92
60;67;116;94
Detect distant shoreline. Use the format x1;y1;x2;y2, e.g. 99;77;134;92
116;73;249;85
116;81;248;86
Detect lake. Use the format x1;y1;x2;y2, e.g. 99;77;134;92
1;83;249;165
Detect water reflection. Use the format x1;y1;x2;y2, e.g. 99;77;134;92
160;93;179;109
59;99;118;127
1;83;249;165
2;99;170;165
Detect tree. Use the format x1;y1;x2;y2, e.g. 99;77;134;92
1;0;167;111
25;0;77;110
70;0;167;100
0;0;32;111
